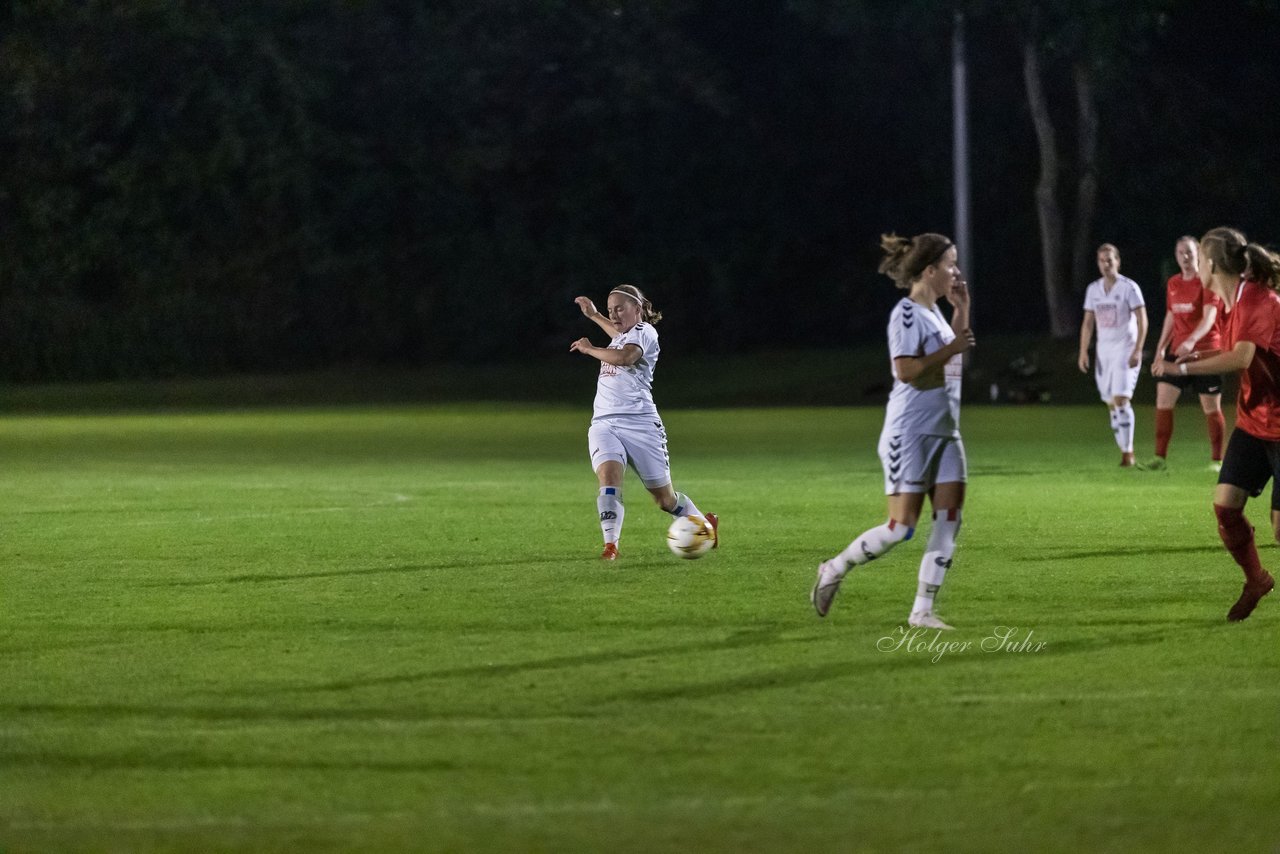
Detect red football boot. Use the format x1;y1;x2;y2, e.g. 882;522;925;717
1227;570;1274;622
705;513;719;549
600;543;619;561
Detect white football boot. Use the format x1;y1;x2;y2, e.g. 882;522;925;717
908;610;954;631
811;559;845;617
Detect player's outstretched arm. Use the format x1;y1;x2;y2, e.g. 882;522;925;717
1168;340;1254;376
570;339;643;367
574;297;619;337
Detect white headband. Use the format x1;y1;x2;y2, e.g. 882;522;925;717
609;289;643;304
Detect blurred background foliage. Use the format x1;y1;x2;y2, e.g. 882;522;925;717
0;0;1277;381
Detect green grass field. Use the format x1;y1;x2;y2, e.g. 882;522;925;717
2;403;1277;853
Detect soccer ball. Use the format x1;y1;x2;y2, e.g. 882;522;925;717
667;514;715;559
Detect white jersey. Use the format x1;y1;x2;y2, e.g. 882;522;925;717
591;322;660;420
882;298;962;438
1084;276;1144;351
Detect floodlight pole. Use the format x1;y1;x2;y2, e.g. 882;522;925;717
952;8;972;333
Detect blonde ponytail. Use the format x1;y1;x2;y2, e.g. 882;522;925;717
612;284;663;325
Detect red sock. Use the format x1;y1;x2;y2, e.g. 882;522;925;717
1155;409;1174;458
1206;411;1225;461
1214;504;1267;583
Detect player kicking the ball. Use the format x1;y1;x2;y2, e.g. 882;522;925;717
812;232;974;629
571;285;717;561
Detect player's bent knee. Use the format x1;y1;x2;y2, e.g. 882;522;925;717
647;484;676;510
595;468;624;488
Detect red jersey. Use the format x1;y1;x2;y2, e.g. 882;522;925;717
1166;274;1222;353
1225;279;1280;441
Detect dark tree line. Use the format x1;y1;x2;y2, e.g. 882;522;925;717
1;0;1278;381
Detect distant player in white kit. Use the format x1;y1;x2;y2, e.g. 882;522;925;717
811;232;974;629
1078;243;1148;467
571;285;717;560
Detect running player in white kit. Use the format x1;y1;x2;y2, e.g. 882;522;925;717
1078;244;1148;467
571;285;718;560
811;232;975;629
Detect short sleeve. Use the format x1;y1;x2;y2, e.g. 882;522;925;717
1083;285;1097;312
619;323;659;361
1203;289;1225;312
888;302;925;359
1127;281;1145;308
1239;296;1278;351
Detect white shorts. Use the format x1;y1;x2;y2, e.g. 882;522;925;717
878;432;967;495
589;417;672;487
1094;351;1140;401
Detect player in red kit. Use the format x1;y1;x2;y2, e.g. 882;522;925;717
1154;227;1280;621
1144;236;1226;471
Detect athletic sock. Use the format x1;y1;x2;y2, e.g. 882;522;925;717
833;518;914;577
598;487;623;544
912;509;962;614
1214;504;1267;584
1108;408;1120;448
670;491;702;519
1115;403;1135;453
1155;408;1174;458
1206;411;1225;461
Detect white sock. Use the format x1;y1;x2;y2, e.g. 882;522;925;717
670;491;702;519
1108;407;1120;446
912;509;962;614
598;487;623;544
832;519;914;577
1115;404;1135;453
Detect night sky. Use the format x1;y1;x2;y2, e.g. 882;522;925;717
0;0;1277;380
